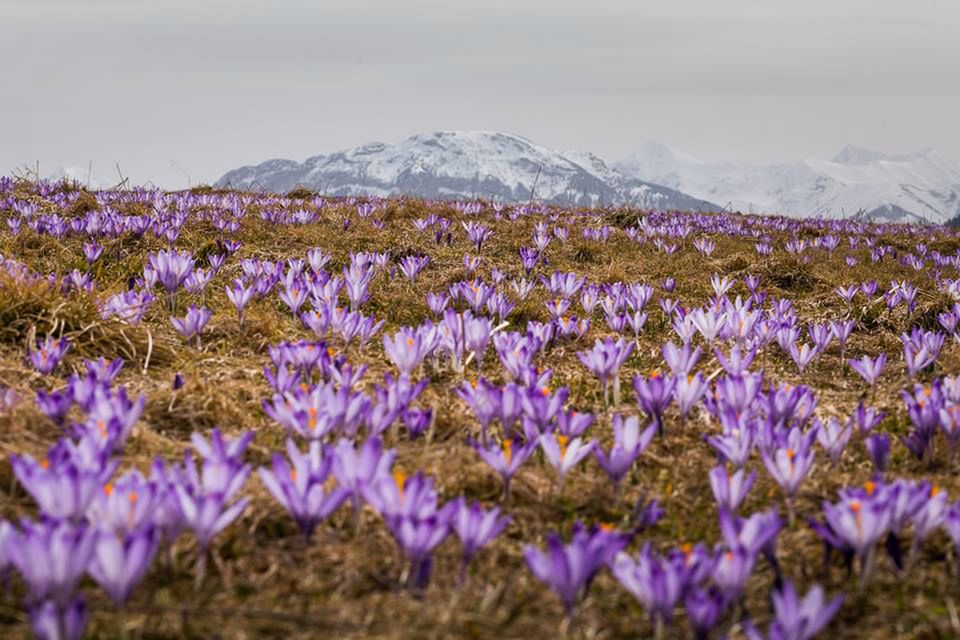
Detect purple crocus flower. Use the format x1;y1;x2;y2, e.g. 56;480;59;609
633;371;676;436
472;436;536;499
7;519;96;606
788;342;818;374
225;280;254;325
28;597;88;640
711;544;756;599
148;249;195;294
593;414;656;486
87;469;159;534
173;429;253;554
89;527;160;605
745;579;843;640
170;305;212;348
709;465;756;513
945;501;960;570
11;450;110;523
614;545;694;632
850;402;886;437
259;439;350;538
865;433;890;473
464;313;493;370
761;427;817;523
685;587;726;640
848;353;886;387
332;436;396;521
577;337;634;405
451;498;511;579
525;523;628;618
382;328;428;375
521;384;568;432
819;491;892;584
30;336;70;375
675;373;708;419
909;485;948;560
539;433;596;487
718;508;783;560
815;417;853;467
364;472;456;589
83;241;104;264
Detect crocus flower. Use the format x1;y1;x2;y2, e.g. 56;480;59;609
865;433;890;473
525;523;628;618
593;414;656;486
464;313;493;370
364;472;455;589
83;241;104;264
173;429;253;554
577;337;634;405
711;545;756;599
848;353;886;387
30;336;70;375
382;328;428;376
148;249;195;294
718;508;783;565
225;280;254;325
28;597;88;640
709;465;755;513
815;417;853;467
675;373;709;419
633;371;676;436
89;527;160;605
909;485;948;561
451;498;511;579
685;587;726;640
7;519;96;606
472;437;536;499
11;451;110;523
744;580;843;640
819;492;892;584
87;469;159;534
170;305;213;348
84;356;124;384
706;415;756;468
259;439;350;538
611;544;691;631
539;433;596;486
788;342;818;374
332;436;396;521
761;428;817;524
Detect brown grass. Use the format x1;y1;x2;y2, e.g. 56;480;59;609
0;189;959;639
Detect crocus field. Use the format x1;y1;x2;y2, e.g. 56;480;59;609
3;176;960;639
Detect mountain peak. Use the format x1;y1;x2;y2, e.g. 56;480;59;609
215;131;718;211
831;145;890;165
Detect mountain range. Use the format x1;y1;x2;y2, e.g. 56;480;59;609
615;143;960;224
167;131;959;224
214;131;719;212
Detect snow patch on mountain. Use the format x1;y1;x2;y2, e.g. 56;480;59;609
215;131;718;212
615;143;960;224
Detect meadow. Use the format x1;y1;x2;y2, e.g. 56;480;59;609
1;176;959;639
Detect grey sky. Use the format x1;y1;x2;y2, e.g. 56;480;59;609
3;0;959;188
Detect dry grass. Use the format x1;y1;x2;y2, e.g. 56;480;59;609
0;187;959;639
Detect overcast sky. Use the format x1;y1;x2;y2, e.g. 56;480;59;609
3;0;959;188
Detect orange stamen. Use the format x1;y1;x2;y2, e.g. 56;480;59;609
394;471;407;501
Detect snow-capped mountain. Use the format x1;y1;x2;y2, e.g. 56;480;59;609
215;131;719;211
615;143;960;224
